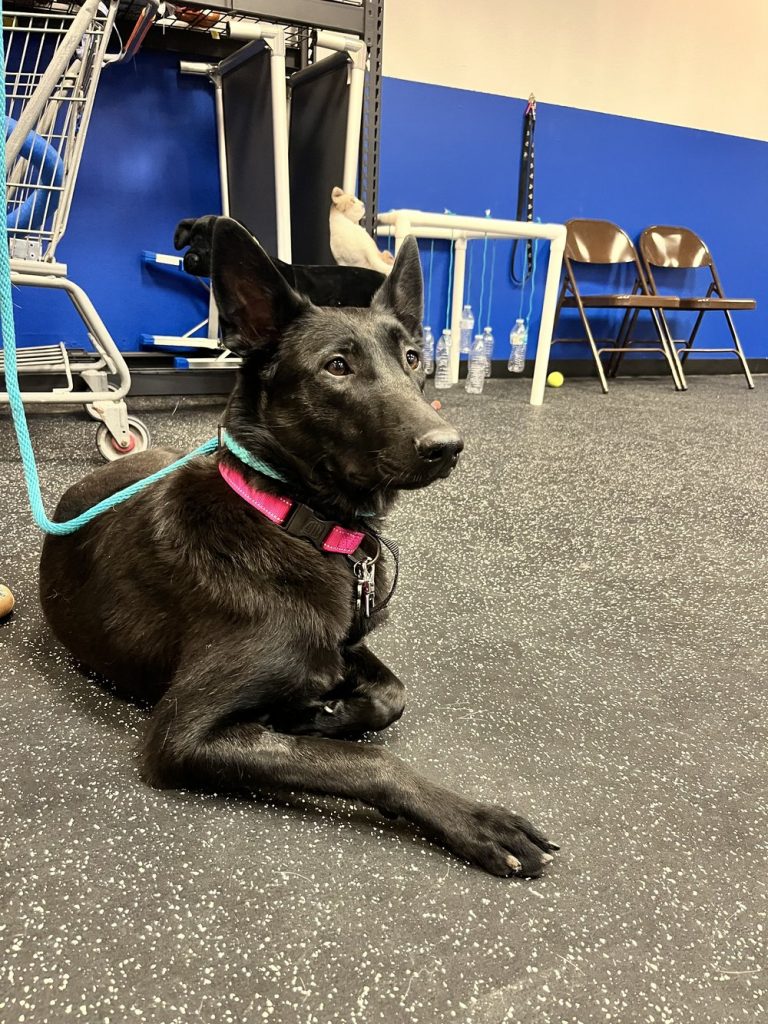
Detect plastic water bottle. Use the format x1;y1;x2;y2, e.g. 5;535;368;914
422;325;435;375
508;318;528;373
434;329;453;390
482;326;495;377
459;304;475;354
465;333;487;394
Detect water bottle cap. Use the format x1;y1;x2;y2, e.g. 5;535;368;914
463;304;472;313
483;326;493;334
515;318;525;326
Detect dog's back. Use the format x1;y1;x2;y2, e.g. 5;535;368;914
41;450;190;700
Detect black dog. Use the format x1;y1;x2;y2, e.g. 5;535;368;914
174;214;386;308
40;219;557;877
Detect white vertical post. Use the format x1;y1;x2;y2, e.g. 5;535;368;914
530;229;566;406
213;77;230;217
448;237;467;384
393;212;411;254
343;58;366;194
268;29;292;263
315;33;367;198
208;75;231;340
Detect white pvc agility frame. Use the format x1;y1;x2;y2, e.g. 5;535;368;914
377;210;567;406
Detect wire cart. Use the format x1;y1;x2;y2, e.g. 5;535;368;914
1;0;156;459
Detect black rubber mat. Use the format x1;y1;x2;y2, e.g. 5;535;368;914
1;377;765;1023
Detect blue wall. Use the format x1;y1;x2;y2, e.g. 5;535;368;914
380;78;768;361
11;54;767;360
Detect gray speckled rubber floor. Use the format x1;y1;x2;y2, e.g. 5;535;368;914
1;376;766;1024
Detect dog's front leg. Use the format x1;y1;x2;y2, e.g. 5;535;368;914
141;638;557;877
283;644;406;738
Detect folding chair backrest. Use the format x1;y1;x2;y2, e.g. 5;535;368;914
639;226;713;270
565;219;638;265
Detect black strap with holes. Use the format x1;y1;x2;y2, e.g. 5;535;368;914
510;96;536;286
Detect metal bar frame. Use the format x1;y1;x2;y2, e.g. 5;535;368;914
378;209;567;406
360;0;382;234
226;0;365;34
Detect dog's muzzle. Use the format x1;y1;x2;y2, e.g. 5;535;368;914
414;429;464;477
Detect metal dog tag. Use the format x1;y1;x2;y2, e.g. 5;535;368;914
354;558;376;618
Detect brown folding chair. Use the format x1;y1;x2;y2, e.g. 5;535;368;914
638;225;756;389
554;219;684;392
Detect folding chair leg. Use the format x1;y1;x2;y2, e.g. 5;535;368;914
723;310;755;389
607;308;641;378
572;299;610;393
653;309;686;391
679;310;705;366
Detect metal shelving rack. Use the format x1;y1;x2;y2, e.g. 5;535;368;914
116;0;383;234
116;0;385;365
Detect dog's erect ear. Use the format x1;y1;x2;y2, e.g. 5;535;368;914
211;218;308;356
371;235;423;337
174;214;220;276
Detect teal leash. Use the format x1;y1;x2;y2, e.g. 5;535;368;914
222;430;286;482
0;7;369;535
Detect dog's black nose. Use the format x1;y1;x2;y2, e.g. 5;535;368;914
415;430;464;464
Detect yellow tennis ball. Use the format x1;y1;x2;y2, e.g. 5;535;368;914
547;371;564;388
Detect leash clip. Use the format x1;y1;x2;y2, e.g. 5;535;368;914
353;557;376;618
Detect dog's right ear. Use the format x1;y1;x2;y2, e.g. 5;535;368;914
211;218;308;356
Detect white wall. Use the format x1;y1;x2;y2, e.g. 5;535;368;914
382;0;768;141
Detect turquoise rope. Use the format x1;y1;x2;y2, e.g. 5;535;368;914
444;237;455;329
0;18;289;536
477;234;489;332
222;431;286;482
426;240;435;325
486;243;496;328
517;231;541;324
526;234;541;324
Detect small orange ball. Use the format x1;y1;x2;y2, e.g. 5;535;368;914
431;399;442;411
0;584;15;620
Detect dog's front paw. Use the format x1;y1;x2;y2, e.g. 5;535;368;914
440;801;559;878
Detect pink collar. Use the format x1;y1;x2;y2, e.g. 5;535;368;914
219;461;366;556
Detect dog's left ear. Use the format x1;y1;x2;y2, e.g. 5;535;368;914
371;235;423;337
211;218;307;356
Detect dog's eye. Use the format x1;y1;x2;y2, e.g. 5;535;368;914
326;357;351;376
406;350;421;369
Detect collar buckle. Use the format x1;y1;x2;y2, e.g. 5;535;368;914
282;502;337;551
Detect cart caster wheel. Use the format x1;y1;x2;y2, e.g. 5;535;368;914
85;382;119;421
96;417;151;462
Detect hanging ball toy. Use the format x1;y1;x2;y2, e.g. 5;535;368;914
0;584;15;620
547;371;564;388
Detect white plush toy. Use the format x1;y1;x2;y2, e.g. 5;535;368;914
329;186;394;275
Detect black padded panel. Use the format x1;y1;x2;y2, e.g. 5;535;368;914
289;52;350;265
220;41;278;255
